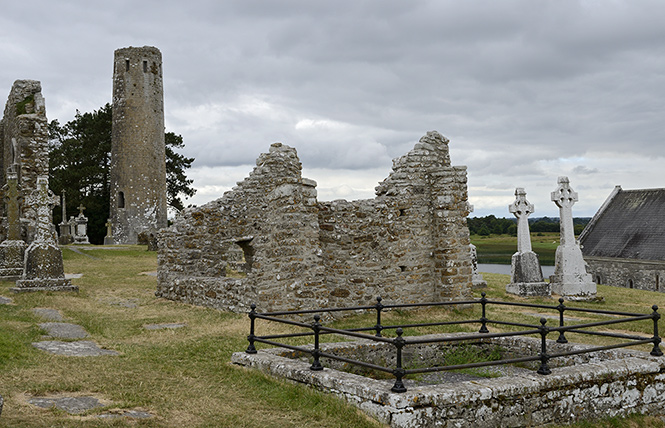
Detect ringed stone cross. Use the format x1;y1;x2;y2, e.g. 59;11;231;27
550;176;577;246
509;188;534;253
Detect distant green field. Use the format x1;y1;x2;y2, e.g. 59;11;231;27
471;232;560;266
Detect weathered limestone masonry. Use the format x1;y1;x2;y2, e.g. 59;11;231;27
110;46;167;244
157;131;474;312
0;80;49;242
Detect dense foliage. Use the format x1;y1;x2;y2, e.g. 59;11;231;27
48;103;196;244
468;216;590;236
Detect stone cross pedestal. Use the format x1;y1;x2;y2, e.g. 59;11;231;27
506;188;550;297
11;176;77;293
549;177;596;301
0;167;27;280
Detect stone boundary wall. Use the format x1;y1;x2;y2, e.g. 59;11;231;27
157;131;473;312
585;256;665;292
232;335;665;427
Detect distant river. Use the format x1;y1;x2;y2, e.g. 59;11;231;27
478;264;555;278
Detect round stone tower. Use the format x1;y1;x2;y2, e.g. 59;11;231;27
110;46;167;244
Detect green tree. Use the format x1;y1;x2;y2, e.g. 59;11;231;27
49;103;196;244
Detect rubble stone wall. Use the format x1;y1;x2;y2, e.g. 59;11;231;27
157;131;473;313
0;80;49;242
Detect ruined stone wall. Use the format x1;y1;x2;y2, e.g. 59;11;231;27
585;256;665;292
110;46;167;244
157;131;473;313
0;80;49;241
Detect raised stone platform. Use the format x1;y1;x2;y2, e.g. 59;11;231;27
233;334;665;427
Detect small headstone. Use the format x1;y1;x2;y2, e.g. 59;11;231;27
506;188;550;297
469;244;487;289
39;322;89;339
72;204;90;245
549;177;597;301
58;190;73;245
103;218;114;245
32;340;119;356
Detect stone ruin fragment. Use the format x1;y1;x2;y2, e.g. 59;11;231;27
157;131;474;313
505;188;550;297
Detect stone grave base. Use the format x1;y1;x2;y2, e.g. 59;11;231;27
506;281;551;297
232;334;665;428
11;278;77;293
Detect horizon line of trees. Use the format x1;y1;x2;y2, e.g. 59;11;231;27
467;215;591;236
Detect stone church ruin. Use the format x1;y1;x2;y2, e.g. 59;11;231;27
157;131;474;312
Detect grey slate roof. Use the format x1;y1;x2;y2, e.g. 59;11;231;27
580;187;665;261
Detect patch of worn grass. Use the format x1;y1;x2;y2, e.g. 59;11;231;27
0;245;382;428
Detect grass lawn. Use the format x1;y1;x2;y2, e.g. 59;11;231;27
0;245;664;427
472;232;560;265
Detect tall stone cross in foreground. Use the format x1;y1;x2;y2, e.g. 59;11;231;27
11;177;77;292
549;177;596;300
505;188;549;297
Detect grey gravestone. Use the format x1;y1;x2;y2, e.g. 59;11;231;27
32;340;118;356
12;177;77;293
0;296;12;305
550;177;597;300
29;396;103;414
506;188;550;297
39;322;89;339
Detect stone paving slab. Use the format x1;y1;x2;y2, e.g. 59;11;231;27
143;322;186;330
29;396;104;414
32;308;65;321
39;322;89;339
0;296;12;304
32;340;119;356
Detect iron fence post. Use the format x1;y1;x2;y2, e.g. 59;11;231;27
375;296;384;337
651;305;663;357
391;328;407;393
537;318;551;375
479;292;489;333
556;297;568;344
245;303;258;354
310;314;324;371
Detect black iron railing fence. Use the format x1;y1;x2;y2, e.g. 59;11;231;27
244;292;663;393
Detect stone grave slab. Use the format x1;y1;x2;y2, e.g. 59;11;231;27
39;322;89;339
0;296;12;305
29;396;104;414
32;340;119;356
144;322;186;330
32;308;64;321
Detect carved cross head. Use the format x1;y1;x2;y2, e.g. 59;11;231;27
509;187;534;219
551;176;578;208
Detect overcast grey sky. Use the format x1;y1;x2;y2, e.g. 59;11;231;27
2;0;663;217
